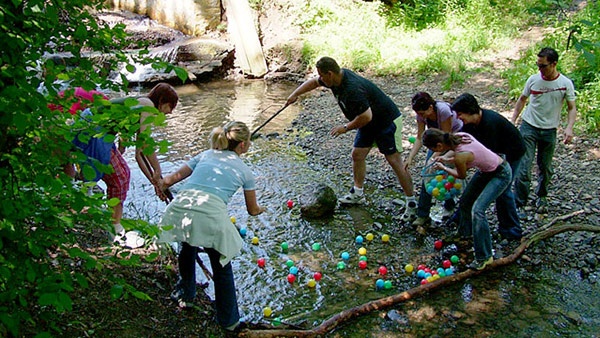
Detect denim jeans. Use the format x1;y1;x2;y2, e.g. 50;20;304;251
515;121;556;207
496;158;523;239
177;243;240;328
457;161;512;260
416;150;456;218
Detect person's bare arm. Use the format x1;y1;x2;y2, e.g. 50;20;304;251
286;77;320;105
243;190;266;216
330;108;373;137
405;121;426;170
512;95;528;124
563;100;577;144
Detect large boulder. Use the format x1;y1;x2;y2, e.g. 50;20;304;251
300;183;337;219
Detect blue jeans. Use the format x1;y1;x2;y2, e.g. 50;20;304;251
496;158;523;239
178;243;240;327
515;121;556;207
457;161;512;261
416;150;455;218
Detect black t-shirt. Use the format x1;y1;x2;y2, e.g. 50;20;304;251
319;69;400;132
461;109;525;163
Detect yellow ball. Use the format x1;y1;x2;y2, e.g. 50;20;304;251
454;182;463;189
405;264;414;273
366;233;374;241
426;276;434;282
358;247;367;256
263;306;273;317
307;279;316;288
251;236;259;245
230;216;236;224
382;234;390;243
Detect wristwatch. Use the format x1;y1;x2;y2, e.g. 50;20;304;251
343;124;348;131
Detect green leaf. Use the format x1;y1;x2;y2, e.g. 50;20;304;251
126;64;136;73
57;292;73;312
81;164;97;181
174;67;189;82
110;285;124;299
132;291;153;301
38;293;57;307
106;197;121;207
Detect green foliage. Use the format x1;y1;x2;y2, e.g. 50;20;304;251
0;0;185;335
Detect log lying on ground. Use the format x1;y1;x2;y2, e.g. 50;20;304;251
240;210;598;338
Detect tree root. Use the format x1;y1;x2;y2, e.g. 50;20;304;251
240;210;598;338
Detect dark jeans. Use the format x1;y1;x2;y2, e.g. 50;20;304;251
457;162;512;261
177;243;240;327
515;121;556;207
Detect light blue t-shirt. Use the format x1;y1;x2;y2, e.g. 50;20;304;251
182;149;256;204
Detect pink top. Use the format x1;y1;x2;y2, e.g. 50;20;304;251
455;132;501;173
48;87;107;115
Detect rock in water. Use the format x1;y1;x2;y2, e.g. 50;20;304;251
300;183;336;219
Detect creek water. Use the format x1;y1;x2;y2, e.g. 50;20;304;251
116;79;598;336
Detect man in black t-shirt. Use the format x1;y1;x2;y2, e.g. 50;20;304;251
286;57;417;221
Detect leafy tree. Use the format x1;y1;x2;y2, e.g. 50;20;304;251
0;1;185;335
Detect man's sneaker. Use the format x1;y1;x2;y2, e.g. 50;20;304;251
401;200;418;222
535;197;548;213
467;257;493;270
412;216;431;227
338;188;365;204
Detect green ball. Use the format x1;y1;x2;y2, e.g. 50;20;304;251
281;242;289;252
273;317;281;326
450;255;459;264
337;261;346;270
312;242;321;251
408;136;416;144
359;255;368;262
384;280;392;289
286;259;294;268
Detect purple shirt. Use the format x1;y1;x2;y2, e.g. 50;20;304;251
416;101;463;132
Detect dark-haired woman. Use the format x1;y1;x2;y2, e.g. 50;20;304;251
406;92;463;228
422;128;511;270
157;121;265;332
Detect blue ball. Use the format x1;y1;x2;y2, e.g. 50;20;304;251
375;279;385;290
445;268;454;276
426;185;434;194
355;236;364;244
341;252;350;260
417;270;426;278
425;272;432;279
290;266;299;275
239;228;247;237
437;268;445;274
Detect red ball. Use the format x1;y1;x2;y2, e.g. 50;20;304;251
420;279;428;285
287;199;294;209
434;240;443;250
424;268;431;274
358;260;367;270
313;272;322;281
378;266;388;276
444;182;454;190
417;264;426;271
287;273;296;284
442;260;452;269
257;258;266;268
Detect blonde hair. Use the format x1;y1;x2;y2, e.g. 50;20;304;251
210;121;250;151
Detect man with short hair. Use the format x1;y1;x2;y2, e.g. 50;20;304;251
512;47;577;213
452;93;524;241
286;56;417;221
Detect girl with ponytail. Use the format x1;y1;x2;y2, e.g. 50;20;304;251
422;128;512;271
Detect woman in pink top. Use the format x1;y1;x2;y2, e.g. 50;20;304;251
422;128;512;270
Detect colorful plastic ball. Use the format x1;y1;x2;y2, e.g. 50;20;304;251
436;170;446;176
290;266;299;275
431;269;438;275
355;235;364;244
405;264;414;273
435;175;444;182
447;176;455;183
286;259;294;268
408;136;416;144
432;188;440;197
313;272;322;281
358;260;367;270
425;272;432;279
341;252;350;260
442;260;452;269
366;233;374;241
417;264;426;271
420;279;428;285
432;274;441;281
287;274;296;284
257;258;266;268
287;199;294;209
454;182;462;189
382;234;390;243
445;268;454;276
437;267;445;275
384;280;393;289
307;279;316;288
426;185;434;194
239;228;247;237
337;261;346;270
230;216;236;224
375;279;385;290
251;236;259;245
450;255;459;264
281;242;289;252
273;317;281;326
359;255;368;262
426;276;434;282
444;182;454;190
263;307;273;317
378;266;388;276
438;271;446;277
312;242;321;251
358;247;367;255
434;240;443;250
417;270;426;278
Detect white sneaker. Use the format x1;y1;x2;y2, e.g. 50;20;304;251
442;208;454;219
338;188;365;204
401;200;417;222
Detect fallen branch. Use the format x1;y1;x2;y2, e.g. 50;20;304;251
240;212;598;338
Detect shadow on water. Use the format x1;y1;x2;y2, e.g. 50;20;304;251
117;79;599;336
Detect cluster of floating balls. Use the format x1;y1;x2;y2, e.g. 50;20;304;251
405;239;461;285
425;170;463;201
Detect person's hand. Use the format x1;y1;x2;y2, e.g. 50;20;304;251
563;127;574;144
330;125;347;137
433;162;446;171
404;157;413;171
154;184;168;201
